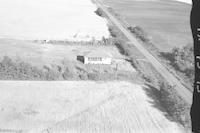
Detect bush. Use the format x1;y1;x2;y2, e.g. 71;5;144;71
99;73;116;81
114;40;128;55
87;73;100;81
0;56;46;80
0;56;65;80
79;73;88;80
62;67;75;80
95;8;104;17
109;27;117;38
173;45;193;72
161;44;194;83
45;69;60;80
128;26;150;43
1;56;13;66
159;81;191;129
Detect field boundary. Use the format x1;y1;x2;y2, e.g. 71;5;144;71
94;0;192;104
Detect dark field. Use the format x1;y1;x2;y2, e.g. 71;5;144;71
102;0;192;51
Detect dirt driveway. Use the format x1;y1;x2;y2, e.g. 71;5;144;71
0;81;184;133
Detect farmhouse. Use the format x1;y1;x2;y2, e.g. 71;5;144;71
82;51;112;65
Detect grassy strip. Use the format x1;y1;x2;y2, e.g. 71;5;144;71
107;20;191;131
100;7;192;130
127;24;194;91
0;56;138;82
99;5;194;90
158;81;191;131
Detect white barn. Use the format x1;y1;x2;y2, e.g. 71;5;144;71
83;51;112;65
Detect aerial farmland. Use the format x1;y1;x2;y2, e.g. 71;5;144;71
0;0;192;132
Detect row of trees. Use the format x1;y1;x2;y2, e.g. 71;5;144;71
162;44;194;83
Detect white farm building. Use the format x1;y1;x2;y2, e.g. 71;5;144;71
83;51;112;65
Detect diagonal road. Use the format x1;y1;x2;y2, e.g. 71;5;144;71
94;0;192;104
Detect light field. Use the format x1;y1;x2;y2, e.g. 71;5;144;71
0;81;184;133
0;0;109;41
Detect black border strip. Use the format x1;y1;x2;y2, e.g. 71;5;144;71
190;1;200;132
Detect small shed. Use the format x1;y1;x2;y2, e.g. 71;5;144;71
83;51;112;65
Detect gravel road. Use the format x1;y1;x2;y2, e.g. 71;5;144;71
94;0;192;104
